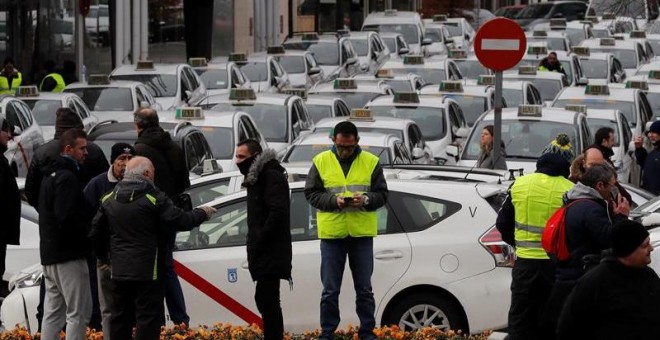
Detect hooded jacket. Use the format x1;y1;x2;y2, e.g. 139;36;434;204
557;182;628;280
134;126;190;200
38;156;90;265
242;149;292;281
636;144;660;195
0;147;20;245
90;174;207;281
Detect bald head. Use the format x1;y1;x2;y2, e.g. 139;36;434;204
134;108;159;133
584;148;605;169
124;156;155;181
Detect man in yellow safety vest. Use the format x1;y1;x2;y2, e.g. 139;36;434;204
0;58;22;95
40;60;66;93
305;121;388;340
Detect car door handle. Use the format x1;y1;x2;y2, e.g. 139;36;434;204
374;250;404;260
241;261;249;270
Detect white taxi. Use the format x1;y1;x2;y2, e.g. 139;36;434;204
304;94;351;123
190;57;251;97
379;55;463;85
421;21;452;57
420;79;494;127
517;45;587;86
500;80;543;108
525;30;572;52
354;69;426;93
263;46;324;89
347;31;391;74
308;78;393;110
229;52;290;93
503;66;568;105
579;37;649;77
362;10;429;55
378;32;411;59
282;32;361;80
448;49;491;79
424;15;475;50
570;47;626;83
1;95;45;176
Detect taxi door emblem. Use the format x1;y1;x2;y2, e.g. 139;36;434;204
228;268;238;283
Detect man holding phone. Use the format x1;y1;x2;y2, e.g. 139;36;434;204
305;121;388;340
634;121;660;195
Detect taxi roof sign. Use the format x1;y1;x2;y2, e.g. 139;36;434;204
600;38;616;46
602;12;616;20
376;69;394;78
350;108;374;121
188;57;207;67
518;105;542;117
229;88;257;101
136;60;154;70
550;18;567;28
336;29;350;37
16;86;38;97
384;9;398;16
267;46;286;54
176;107;204;120
403;55;424;65
518;65;537;75
393;92;420;104
88;74;111;85
626;80;649;90
532;30;547;37
648;70;660;79
433;14;448;22
229;53;248;63
439;80;463;92
585;84;610;95
477;75;495;86
579;20;594;27
301;32;319;40
334;78;357;90
585;16;599;23
281;88;307;99
631;30;647;39
612;35;624;40
564;104;587;114
571;46;590;56
448;49;467;59
527;45;547;55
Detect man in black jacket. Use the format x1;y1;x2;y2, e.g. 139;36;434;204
133;107;191;325
235;139;291;340
0;118;20;297
557;220;660;339
90;156;215;340
39;128;92;340
635;120;660;195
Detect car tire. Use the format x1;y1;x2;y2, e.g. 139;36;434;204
384;293;467;332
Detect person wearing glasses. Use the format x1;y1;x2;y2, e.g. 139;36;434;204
304;121;388;340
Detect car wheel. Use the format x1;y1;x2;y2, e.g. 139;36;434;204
385;293;467;332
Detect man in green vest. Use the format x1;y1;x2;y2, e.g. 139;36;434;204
496;150;574;340
305;121;388;340
40;60;66;93
537;52;566;77
0;58;21;95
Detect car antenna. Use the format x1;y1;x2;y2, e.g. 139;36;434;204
375;146;392;168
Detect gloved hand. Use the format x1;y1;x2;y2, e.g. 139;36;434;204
199;206;217;220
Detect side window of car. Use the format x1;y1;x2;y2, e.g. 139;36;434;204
580;119;592;150
237;121;248;141
135;89;146;109
620;114;633;150
388;191;461;233
294;99;311;129
139;86;157;105
185;178;231;207
529;84;542;104
184;133;201;171
175;199;249;250
75;98;91;118
5;102;25;133
184;67;201;90
240;116;260;143
191;132;212;163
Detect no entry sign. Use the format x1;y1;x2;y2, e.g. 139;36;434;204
474;18;527;71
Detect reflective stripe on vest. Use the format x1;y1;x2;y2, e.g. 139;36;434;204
40;73;66;93
0;72;22;95
313;150;379;239
511;172;574;259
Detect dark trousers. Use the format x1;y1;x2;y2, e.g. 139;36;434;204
109;279;165;340
164;249;189;325
541;280;577;340
507;258;555;340
0;243;8;296
255;277;284;340
320;237;375;340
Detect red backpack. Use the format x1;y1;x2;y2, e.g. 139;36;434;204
541;200;585;261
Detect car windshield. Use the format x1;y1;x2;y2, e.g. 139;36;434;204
502;88;523;107
526;37;567;51
592;29;611;38
198;126;234;159
194;69;228;90
316;126;404;141
382;79;414;92
443;22;463;37
285;144;390;163
424;28;444;43
210;103;288;143
313;92;381;110
66;88;133;111
517;4;553;19
440;94;489;126
367;106;446;140
274;56;306;73
237;62;268;82
24;99;62;126
591;48;637;69
649;41;660;55
111;74;177;97
589;0;645;18
566;28;587;45
644;93;660;120
282;41;339;66
390;68;445;84
518;59;573;84
382;37;397;52
511;78;562;101
363;24;419;44
554;99;636;124
587;118;620;146
580;59;609;79
464;120;579;160
454;60;488;79
306;104;334;123
350;39;369;56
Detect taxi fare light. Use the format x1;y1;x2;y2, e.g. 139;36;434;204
282;88;308;99
571;47;590;56
176;107;204;120
648;70;660;79
612;35;624;41
336;29;350;37
584;84;610;95
448;49;467;59
527;45;547;55
532;30;547;37
518;105;542;117
393;92;420;104
188;57;207;67
477;75;495;86
229;53;248;63
350;108;374;120
550;18;567;28
564;105;587;113
600;38;615;46
16;86;38;97
518;66;537;75
626;80;649;90
403;55;424;65
433;14;448;22
301;32;319;40
136;60;154;70
439;81;463;92
88;74;111;85
334;78;357;90
376;69;394;78
602;12;616;20
384;9;398;16
267;46;286;54
229;88;257;101
631;30;647;39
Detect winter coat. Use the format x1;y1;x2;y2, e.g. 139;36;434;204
84;167;120;215
556;182;628;281
242;149;292;281
90;174;207;281
25;138;108;210
636;146;660;195
134;126;190;200
0;153;20;245
557;257;660;340
477;143;507;170
38;156;90;265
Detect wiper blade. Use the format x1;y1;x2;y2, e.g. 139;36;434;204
507;155;538;160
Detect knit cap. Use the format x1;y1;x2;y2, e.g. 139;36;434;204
540;133;574;163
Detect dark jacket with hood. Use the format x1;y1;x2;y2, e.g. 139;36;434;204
557;182;628;281
636;144;660;195
38;155;90;265
557;257;660;340
84;166;121;214
0;144;20;245
242;149;292;281
90;174;207;281
135;126;190;200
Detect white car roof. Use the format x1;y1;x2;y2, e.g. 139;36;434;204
554;86;637;102
112;63;182;75
16;92;77;101
305;95;339;106
366;94;448;107
364;10;421;24
160;110;242;128
294;131;399;147
310;82;388;94
315;116;415;130
65;80;144;90
208;93;297;106
479;107;582;124
503;71;566;81
580;38;639;50
419;84;491;97
575;52;611;61
382;58;448;70
582;108;621;120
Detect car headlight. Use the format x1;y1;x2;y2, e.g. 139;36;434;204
8;264;43;291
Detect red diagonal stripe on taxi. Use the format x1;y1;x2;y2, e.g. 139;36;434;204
174;260;263;327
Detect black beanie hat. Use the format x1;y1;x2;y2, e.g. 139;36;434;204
612;220;649;257
110;143;136;164
55;108;83;139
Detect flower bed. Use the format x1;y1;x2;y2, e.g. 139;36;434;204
0;324;492;340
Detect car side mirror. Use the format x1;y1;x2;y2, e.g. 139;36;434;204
412;147;425;159
444;37;454;45
576;77;589;86
398;47;410;55
308;67;322;75
177;193;193;212
421;38;432;46
455;127;469;139
183;90;192;102
445;145;459;158
12;126;22;137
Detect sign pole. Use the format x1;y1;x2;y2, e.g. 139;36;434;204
493;71;503;167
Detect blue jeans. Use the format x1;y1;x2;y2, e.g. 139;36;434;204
320;237;375;340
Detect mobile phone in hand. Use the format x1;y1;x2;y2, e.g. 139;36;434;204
343;196;354;203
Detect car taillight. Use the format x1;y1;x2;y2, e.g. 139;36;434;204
480;225;516;268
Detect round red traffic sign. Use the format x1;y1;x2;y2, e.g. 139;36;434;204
474;18;527;71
